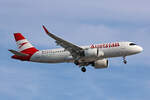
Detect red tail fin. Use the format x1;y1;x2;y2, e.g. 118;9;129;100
14;33;25;42
12;33;38;61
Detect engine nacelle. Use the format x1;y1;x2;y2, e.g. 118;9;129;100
92;59;108;69
84;48;104;57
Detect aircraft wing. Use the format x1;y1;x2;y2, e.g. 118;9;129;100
42;25;84;59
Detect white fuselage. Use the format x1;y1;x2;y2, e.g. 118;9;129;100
30;42;143;63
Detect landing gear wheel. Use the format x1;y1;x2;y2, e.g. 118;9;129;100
124;60;127;64
123;57;127;64
81;67;86;72
74;60;79;65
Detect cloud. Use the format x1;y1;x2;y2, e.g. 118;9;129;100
1;0;150;26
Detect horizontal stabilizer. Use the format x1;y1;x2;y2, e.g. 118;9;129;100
8;49;29;57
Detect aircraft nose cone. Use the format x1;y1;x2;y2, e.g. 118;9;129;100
137;46;143;53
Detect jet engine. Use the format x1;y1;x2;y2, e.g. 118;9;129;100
84;48;104;57
92;59;108;69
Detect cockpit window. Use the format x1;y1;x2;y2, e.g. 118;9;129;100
129;43;136;46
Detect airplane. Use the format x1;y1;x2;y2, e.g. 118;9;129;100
9;25;143;72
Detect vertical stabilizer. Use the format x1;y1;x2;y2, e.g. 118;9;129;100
14;33;38;55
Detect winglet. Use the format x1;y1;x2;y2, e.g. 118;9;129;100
42;25;49;34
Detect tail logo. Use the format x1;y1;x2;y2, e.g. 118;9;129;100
18;42;28;49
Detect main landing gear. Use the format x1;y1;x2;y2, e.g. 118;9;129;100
74;60;87;72
123;56;127;64
81;67;86;72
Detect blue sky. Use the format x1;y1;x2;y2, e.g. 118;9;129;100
0;0;150;100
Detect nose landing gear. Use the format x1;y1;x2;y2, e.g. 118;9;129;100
123;56;127;64
81;67;86;72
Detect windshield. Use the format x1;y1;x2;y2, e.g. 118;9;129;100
129;43;136;46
